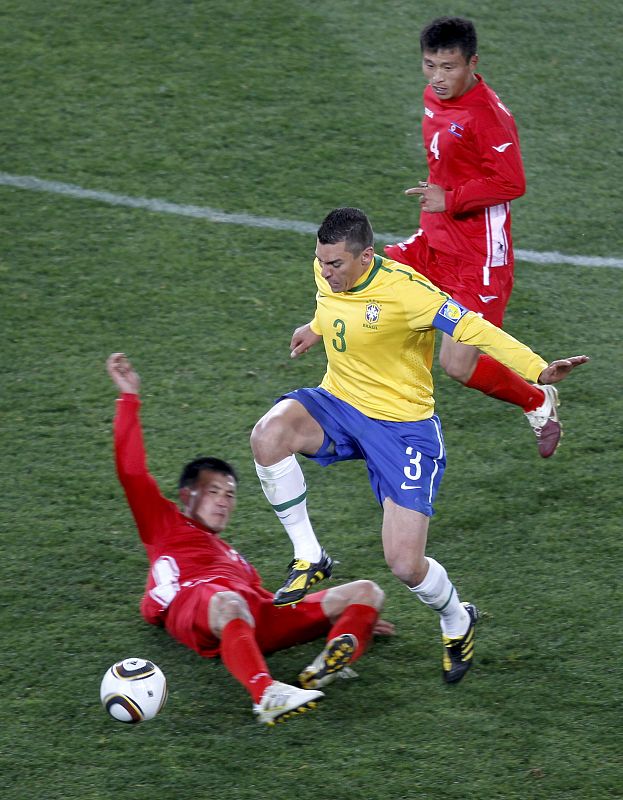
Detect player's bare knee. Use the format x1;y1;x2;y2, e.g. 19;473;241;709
349;579;385;609
209;590;253;635
439;342;479;384
386;554;426;587
250;414;270;454
250;412;288;460
440;353;470;384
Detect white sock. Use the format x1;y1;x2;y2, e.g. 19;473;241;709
254;455;322;562
409;557;469;637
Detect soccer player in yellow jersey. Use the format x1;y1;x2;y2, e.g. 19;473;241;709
251;207;588;684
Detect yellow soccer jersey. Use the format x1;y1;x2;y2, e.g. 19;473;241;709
309;254;547;422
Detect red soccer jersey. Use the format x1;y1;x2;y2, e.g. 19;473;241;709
420;75;526;267
113;393;269;625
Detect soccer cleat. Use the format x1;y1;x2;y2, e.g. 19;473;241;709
442;602;479;684
298;633;358;689
272;548;333;606
253;681;324;726
524;384;562;458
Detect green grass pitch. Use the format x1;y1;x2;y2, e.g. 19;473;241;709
1;1;621;798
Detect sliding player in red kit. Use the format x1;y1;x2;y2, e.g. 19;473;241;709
107;352;392;726
385;17;563;457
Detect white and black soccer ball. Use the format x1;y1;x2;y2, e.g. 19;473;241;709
100;658;168;723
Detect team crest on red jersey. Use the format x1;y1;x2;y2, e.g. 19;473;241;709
449;121;464;138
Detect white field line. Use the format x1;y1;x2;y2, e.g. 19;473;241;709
2;172;622;269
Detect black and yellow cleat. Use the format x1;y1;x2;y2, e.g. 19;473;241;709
298;633;358;689
442;602;479;684
273;549;333;607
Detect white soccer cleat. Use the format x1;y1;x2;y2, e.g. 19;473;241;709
298;633;359;689
524;384;562;458
253;681;324;726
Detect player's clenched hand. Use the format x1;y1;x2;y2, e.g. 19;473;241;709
107;352;140;394
405;181;446;213
538;355;590;385
290;323;322;359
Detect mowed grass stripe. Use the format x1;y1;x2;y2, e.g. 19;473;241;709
2;171;622;270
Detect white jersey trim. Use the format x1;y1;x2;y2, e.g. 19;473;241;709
485;202;510;268
428;416;446;505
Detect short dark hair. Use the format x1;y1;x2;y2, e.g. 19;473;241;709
420;17;478;61
317;207;374;255
178;457;239;490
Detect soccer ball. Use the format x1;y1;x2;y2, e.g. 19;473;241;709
100;658;168;723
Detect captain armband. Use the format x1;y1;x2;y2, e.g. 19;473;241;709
432;299;471;336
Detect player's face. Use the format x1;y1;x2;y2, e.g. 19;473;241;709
186;470;237;533
315;240;375;293
422;48;478;101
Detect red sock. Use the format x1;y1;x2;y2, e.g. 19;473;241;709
219;618;273;703
466;354;545;412
327;604;379;662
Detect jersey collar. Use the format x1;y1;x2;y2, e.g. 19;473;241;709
348;255;383;293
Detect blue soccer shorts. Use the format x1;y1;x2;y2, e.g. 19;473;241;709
279;387;446;516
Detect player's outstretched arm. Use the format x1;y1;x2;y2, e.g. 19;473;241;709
290;323;322;359
107;352;140;394
538;355;590;385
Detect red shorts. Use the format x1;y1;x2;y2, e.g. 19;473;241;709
161;580;331;658
384;231;514;328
